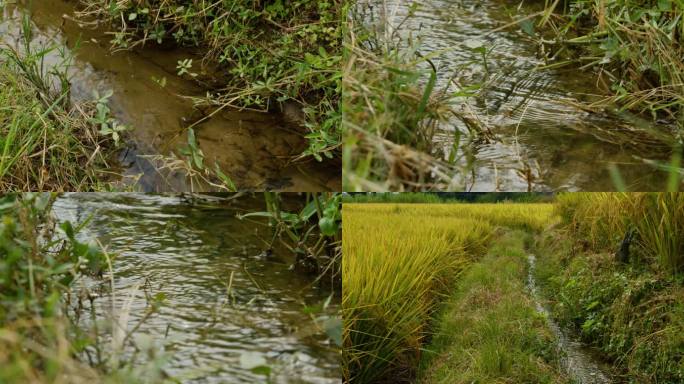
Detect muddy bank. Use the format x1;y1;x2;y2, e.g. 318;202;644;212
0;1;340;192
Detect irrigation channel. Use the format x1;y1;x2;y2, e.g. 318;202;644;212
0;1;340;192
51;193;340;383
527;254;614;384
387;0;678;191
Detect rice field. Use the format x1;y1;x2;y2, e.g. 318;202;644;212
342;203;556;382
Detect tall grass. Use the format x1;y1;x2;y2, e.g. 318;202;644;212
0;18;118;191
556;192;684;274
343;202;556;382
342;1;469;191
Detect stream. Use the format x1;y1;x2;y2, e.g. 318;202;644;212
385;0;677;191
51;193;340;383
527;254;614;384
0;1;340;192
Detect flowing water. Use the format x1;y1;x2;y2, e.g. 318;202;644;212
385;0;677;191
51;193;340;383
0;1;340;192
527;254;614;384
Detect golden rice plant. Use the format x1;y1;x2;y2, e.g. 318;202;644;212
342;202;556;382
556;193;684;274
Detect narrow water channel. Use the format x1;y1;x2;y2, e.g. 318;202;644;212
0;1;340;192
527;254;614;384
386;0;676;191
51;193;340;383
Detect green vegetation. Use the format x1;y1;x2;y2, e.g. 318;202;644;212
342;3;467;191
0;20;119;191
541;0;684;134
241;192;342;287
2;192;342;383
78;0;345;163
420;231;568;384
0;194;168;383
535;192;684;382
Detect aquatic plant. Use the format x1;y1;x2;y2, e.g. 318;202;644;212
241;192;341;284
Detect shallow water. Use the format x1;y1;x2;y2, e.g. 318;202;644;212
0;1;340;192
384;0;677;191
52;193;340;383
527;254;613;384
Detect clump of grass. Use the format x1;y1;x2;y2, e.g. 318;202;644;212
0;18;120;191
342;2;469;191
77;0;345;162
343;202;556;382
420;231;568;384
540;0;684;131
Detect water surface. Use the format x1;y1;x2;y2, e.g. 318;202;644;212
52;193;340;383
385;0;676;191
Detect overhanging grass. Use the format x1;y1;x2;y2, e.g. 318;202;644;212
77;0;345;163
541;0;684;131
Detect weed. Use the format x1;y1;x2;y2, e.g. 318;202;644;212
77;0;346;163
0;22;121;191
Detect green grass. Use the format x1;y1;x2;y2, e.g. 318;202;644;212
419;231;568;384
535;226;684;383
78;0;345;164
0;19;119;191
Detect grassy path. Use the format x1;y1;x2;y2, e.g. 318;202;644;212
419;230;569;384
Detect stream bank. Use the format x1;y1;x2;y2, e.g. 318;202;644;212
420;230;617;384
0;1;340;192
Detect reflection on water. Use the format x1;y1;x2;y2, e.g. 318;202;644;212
386;0;676;191
52;193;340;383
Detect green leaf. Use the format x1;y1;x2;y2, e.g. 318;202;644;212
519;19;535;36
